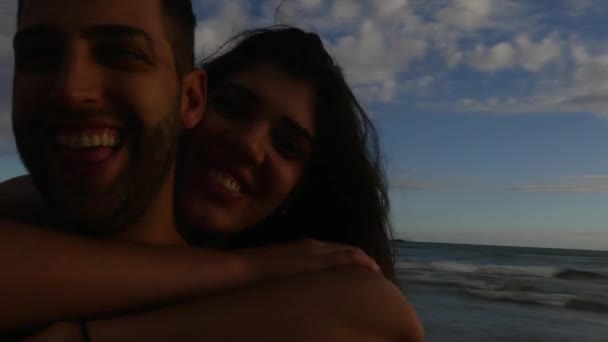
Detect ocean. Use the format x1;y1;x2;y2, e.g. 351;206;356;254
395;241;608;341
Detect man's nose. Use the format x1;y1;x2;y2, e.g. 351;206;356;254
48;46;104;111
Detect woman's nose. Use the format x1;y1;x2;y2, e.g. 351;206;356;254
230;121;271;166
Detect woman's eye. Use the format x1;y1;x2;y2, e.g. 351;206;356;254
274;137;305;161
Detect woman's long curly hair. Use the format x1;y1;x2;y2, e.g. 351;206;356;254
199;26;396;282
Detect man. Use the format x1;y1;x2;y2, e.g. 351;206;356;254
4;0;423;340
12;0;203;244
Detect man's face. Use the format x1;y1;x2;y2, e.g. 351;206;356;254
12;0;183;235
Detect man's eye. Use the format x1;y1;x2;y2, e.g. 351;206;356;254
96;46;148;68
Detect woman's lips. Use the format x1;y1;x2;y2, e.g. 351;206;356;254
196;169;249;205
208;170;242;193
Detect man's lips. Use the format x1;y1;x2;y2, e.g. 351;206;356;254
52;117;124;131
55;129;121;149
55;145;125;181
52;123;126;181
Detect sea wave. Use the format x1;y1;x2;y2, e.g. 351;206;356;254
465;289;608;314
396;261;606;280
554;268;605;280
397;260;608;314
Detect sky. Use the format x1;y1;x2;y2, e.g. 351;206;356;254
1;0;608;250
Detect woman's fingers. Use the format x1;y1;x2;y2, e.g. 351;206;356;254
238;239;382;279
321;248;382;274
292;239;382;274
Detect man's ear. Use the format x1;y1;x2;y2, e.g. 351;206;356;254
180;69;207;129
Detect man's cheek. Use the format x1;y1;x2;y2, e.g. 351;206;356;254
13;91;43;120
119;93;172;125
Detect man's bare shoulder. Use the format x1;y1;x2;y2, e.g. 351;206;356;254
1;175;32;190
257;266;424;341
0;175;48;224
312;267;424;341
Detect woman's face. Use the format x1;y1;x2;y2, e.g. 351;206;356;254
178;63;316;234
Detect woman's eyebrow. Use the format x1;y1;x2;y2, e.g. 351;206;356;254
218;82;261;104
283;118;314;145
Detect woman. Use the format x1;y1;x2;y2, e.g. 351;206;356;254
1;26;420;339
178;26;396;281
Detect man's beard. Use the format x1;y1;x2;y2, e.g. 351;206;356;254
13;104;181;237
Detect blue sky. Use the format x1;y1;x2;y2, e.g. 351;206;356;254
1;0;608;250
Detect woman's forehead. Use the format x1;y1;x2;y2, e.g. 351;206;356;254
221;64;317;136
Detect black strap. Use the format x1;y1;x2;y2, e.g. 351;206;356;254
81;321;91;342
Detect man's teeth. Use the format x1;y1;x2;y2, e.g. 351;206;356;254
56;133;120;149
209;171;242;193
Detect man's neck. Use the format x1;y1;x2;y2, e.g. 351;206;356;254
115;166;187;246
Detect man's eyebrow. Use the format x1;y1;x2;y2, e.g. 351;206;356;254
82;25;155;47
219;82;314;143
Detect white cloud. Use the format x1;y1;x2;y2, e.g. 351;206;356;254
507;174;608;193
195;0;511;103
417;75;435;88
194;1;255;59
565;0;596;16
437;40;608;117
190;0;575;106
515;34;562;72
331;0;362;21
464;34;562;73
435;0;493;31
298;0;324;12
376;0;408;17
468;41;516;71
0;0;604;121
328;19;427;100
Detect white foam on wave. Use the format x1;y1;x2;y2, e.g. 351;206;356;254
396;261;560;278
399;271;491;290
464;289;608;313
465;289;575;307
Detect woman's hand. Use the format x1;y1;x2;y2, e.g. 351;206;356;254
235;238;382;281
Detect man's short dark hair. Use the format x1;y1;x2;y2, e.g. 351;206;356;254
17;0;196;77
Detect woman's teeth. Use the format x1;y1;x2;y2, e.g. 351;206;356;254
56;133;120;149
209;170;242;193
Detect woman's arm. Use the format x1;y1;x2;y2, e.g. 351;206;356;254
1;220;380;333
84;267;424;342
0;220;248;331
